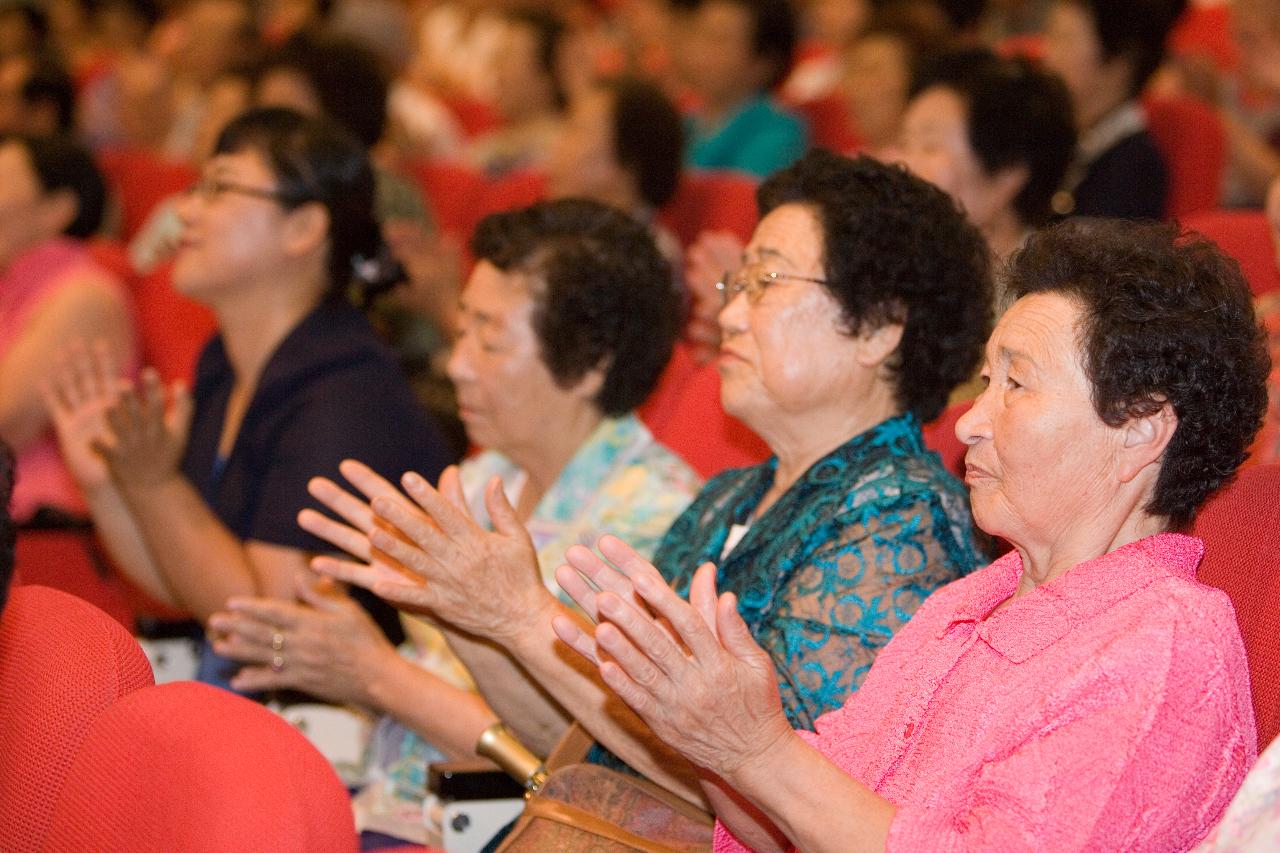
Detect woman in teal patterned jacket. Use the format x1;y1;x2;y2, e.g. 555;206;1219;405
305;150;993;806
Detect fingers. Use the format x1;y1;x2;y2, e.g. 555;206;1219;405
223;595;305;630
293;569;346;613
550;612;599;665
207;610;276;651
168;379;194;437
555;561;601;622
338;458;407;504
596;535;667;588
306;477;376;534
229;665;294;693
715;591;769;668
437;464;466;509
595;590;688;680
629;570;724;663
310;554;390;590
480;475;522;537
298;506;373;561
400;470;473;539
688;562;720;639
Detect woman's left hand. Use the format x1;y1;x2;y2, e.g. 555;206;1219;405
553;559;796;779
209;572;393;706
95;367;192;490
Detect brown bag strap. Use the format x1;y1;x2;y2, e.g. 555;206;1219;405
519;795;692;853
544;722;596;771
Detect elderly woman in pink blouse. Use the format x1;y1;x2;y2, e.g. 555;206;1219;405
555;218;1268;852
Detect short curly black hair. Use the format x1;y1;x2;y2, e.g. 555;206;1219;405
471;199;680;417
1007;219;1269;527
913;48;1076;227
600;76;684;209
757;150;992;422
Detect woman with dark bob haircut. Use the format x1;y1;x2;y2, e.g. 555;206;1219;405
558;218;1266;850
46;107;453;687
207;198;702;813
296;150;990;812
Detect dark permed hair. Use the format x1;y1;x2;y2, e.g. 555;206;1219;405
1007;218;1270;527
756;149;992;422
470;199;680;416
912;47;1077;227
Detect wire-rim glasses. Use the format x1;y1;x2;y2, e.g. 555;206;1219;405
714;265;829;306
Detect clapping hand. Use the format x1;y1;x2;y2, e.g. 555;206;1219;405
94;366;193;491
300;460;551;644
42;340;127;492
554;554;794;779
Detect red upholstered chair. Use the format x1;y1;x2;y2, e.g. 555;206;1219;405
1182;209;1280;298
922;399;974;480
786;92;862;154
97;148;199;241
651;362;770;479
1142;95;1228;220
638;341;699;438
44;681;358;852
13;528;136;628
0;585;153;852
1192;463;1280;751
658;170;760;248
129;261;218;386
477;169;547;218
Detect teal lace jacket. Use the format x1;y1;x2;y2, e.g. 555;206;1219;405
589;412;981;772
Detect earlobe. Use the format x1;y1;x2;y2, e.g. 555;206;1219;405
856;322;905;368
1117;403;1178;482
283;202;330;257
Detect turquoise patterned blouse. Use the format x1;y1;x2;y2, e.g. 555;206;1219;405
590;413;980;775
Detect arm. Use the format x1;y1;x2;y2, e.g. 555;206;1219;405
300;461;709;803
94;369;304;620
209;574;499;760
2;276;132;452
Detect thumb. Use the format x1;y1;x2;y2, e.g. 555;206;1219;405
688;562;720;639
716;591;767;666
294;570;343;611
438;464;466;509
168;379;194;436
483;475;523;537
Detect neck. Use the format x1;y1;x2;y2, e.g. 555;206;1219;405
211;273;326;385
754;382;900;500
1077;89;1130;133
505;404;606;510
982;207;1028;265
1012;494;1167;598
699;89;757;128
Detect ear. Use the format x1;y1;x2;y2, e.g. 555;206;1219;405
567;360;607;404
1115;401;1178;484
39;188;78;237
854;320;905;369
280;201;330;259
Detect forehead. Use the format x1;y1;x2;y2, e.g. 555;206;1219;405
206;148;274;180
988;291;1084;367
907;85;968;129
463;260;538;319
696;1;753;38
746;204;823;264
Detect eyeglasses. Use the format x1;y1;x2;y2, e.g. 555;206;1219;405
186;177;288;204
714;265;829;306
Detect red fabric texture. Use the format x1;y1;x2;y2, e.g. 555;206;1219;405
658;171;759;248
411;160;488;243
1182;209;1280;298
96;149;199;241
14;529;136;627
1143;95;1227;220
0;585;153;852
787;92;862;154
649;362;770;479
1193;463;1280;751
637;340;699;438
43;681;358;852
130;261;218;385
921;400;973;480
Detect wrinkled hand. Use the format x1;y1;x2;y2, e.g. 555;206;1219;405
684;230;743;363
551;535;718;661
554;562;793;778
42;340;129;492
208;572;394;706
300;460;549;644
94;367;192;491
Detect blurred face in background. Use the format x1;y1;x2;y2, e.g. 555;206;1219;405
1233;0;1280;95
493;20;559;123
547;86;632;209
0;141;74;269
843;32;912;151
682;0;771;110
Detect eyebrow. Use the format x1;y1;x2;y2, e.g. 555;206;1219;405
748;245;797;267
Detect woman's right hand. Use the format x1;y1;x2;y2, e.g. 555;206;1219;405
42;340;126;493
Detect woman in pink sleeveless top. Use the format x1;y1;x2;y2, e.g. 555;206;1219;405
0;135;135;522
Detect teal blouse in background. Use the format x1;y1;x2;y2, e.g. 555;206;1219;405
685;95;808;179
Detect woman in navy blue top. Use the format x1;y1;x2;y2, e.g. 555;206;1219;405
46;107;451;682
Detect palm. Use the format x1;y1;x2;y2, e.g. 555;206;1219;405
48;394;113;490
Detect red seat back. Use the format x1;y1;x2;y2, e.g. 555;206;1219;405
1143;95;1227;219
97;148;198;241
786;92;862;154
130;261;218;386
477;169;547;218
13;529;136;628
1193;463;1280;751
1182;209;1280;298
651;363;770;478
638;341;700;438
410;160;488;243
922;400;974;480
44;681;357;852
658;171;759;248
0;585;153;852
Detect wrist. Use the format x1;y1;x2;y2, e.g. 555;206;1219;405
491;586;559;652
723;722;803;795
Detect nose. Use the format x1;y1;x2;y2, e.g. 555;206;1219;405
445;335;474;385
717;288;749;339
954;389;992;446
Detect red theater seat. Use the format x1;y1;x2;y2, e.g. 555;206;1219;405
97;148;198;242
1143;95;1227;220
922;400;973;480
1182;209;1280;298
410;160;487;243
44;681;357;852
0;585;153;852
1193;463;1280;751
651;363;770;479
130;262;218;386
659;171;759;248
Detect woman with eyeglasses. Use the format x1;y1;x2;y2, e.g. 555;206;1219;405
296;150;991;807
44;106;453;687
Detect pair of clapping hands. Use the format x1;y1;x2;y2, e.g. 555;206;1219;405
289;459;797;779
